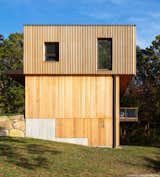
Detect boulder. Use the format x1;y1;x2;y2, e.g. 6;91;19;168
9;115;24;121
9;129;24;137
13;121;25;131
0;118;12;130
0;116;8;119
0;129;9;136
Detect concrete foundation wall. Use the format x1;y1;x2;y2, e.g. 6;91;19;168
26;119;55;140
26;118;88;146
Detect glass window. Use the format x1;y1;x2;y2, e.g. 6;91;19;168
97;38;112;70
45;42;59;61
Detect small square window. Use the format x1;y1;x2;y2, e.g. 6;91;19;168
45;42;59;61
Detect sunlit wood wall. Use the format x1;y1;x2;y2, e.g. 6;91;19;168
24;25;136;75
25;76;120;146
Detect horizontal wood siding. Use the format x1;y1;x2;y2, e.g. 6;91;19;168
24;25;136;75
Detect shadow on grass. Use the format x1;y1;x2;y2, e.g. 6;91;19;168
0;137;61;170
122;145;160;173
144;157;160;172
0;127;8;136
121;142;160;148
0;136;27;144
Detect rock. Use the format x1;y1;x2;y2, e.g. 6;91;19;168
0;118;12;130
0;115;25;137
9;129;24;137
9;115;24;121
0;116;8;119
13;121;25;131
0;129;9;136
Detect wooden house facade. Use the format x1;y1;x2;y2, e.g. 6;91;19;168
24;25;136;147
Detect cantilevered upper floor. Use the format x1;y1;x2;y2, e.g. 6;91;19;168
24;25;136;75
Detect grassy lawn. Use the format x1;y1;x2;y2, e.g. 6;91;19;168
0;137;159;177
0;114;19;117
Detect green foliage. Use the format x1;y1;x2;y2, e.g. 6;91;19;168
0;33;24;114
121;35;160;145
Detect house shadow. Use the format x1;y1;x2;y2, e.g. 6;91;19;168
122;145;160;173
0;127;8;136
0;136;61;170
143;156;160;172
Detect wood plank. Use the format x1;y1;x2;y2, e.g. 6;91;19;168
24;25;136;75
25;76;113;119
25;75;120;147
55;118;113;146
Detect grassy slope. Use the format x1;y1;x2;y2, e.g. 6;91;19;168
0;137;159;177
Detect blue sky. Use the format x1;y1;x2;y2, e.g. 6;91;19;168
0;0;160;48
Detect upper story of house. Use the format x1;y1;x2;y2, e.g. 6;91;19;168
24;25;136;75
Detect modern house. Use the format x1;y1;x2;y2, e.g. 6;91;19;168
24;25;136;147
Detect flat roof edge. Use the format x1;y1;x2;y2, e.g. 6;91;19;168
24;24;136;27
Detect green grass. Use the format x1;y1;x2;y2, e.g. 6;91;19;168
0;137;159;177
0;113;20;117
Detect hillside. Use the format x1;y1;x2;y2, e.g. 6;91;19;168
0;137;159;177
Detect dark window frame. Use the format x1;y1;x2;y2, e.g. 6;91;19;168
97;38;112;70
45;42;59;62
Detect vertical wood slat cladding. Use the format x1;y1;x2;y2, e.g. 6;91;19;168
55;77;119;146
24;25;136;75
25;76;120;146
56;118;113;146
25;76;113;118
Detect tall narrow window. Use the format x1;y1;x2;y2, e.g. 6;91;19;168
45;42;59;61
97;38;112;70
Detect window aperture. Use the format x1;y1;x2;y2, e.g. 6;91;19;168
97;38;112;70
45;42;59;61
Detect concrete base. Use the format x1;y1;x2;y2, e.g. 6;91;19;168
55;138;88;146
26;118;88;146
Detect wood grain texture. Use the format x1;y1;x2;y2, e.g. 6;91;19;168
25;75;120;147
25;76;113;119
55;118;112;146
24;25;136;75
